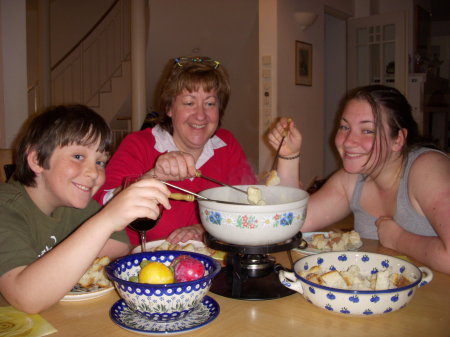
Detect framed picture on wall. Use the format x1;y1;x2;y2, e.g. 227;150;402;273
295;41;312;86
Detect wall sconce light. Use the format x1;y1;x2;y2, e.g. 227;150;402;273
294;12;318;31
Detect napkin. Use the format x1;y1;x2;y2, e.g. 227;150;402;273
0;306;57;337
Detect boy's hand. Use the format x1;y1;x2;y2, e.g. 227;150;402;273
102;178;171;231
145;151;197;181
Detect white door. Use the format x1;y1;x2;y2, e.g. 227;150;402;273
347;12;407;93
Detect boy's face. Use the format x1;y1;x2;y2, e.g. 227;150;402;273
37;140;108;212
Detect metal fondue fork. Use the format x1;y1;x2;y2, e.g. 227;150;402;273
160;180;250;206
270;118;292;171
195;170;248;195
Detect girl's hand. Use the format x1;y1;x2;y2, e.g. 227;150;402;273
145;151;197;181
375;216;404;250
267;117;302;157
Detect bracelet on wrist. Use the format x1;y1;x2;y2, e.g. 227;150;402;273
278;153;300;160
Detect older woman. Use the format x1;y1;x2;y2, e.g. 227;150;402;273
95;57;256;245
269;85;450;274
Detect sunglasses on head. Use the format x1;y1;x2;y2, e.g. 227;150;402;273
174;57;220;69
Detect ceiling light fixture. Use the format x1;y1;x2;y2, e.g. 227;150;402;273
294;12;318;31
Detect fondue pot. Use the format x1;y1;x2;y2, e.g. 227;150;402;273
197;185;309;246
197;185;309;300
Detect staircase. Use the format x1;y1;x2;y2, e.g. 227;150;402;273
50;0;131;135
87;57;131;124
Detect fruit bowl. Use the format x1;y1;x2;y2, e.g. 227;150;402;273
198;185;309;246
105;251;221;321
278;251;433;316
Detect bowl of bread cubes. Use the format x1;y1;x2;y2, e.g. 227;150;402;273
278;251;433;315
106;251;221;321
198;185;309;246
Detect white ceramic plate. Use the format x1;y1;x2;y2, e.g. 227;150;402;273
61;285;114;302
131;239;226;260
294;232;363;255
131;239;206;254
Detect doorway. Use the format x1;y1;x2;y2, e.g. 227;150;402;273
324;11;347;177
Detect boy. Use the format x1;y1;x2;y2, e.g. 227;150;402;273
0;105;171;313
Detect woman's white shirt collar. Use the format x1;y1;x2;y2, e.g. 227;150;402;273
152;125;226;169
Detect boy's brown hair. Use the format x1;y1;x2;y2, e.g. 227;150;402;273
14;104;112;187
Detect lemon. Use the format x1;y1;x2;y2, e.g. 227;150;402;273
138;262;174;284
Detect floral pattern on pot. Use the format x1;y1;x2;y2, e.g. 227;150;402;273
198;185;309;246
203;210;303;229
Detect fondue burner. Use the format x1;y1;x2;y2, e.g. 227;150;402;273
205;232;302;300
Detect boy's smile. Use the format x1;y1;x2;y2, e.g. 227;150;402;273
27;141;108;215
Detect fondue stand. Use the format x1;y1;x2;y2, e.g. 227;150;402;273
205;232;303;300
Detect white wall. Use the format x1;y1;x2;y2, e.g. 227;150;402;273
276;0;322;185
145;0;355;183
0;0;28;148
146;0;260;173
4;0;431;179
273;0;353;185
258;0;279;173
50;0;115;65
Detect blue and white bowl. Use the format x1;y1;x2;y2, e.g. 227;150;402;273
106;251;221;321
279;251;433;316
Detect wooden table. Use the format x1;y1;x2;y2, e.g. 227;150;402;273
1;238;449;337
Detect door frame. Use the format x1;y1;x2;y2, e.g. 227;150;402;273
347;11;408;94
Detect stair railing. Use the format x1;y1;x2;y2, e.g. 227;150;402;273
51;0;130;108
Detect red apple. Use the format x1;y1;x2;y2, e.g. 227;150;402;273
171;255;205;282
171;254;190;267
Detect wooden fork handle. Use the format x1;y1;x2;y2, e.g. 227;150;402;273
169;193;196;202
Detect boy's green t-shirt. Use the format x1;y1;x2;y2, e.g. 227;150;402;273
0;180;129;276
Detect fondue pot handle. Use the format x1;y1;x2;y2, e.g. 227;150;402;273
418;266;433;288
278;270;304;294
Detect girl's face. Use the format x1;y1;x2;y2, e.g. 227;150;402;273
168;87;220;159
33;140;108;214
335;99;380;174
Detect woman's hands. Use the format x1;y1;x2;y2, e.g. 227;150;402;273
145;151;197;181
267;117;302;157
139;152;205;245
101;178;171;232
166;224;205;244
